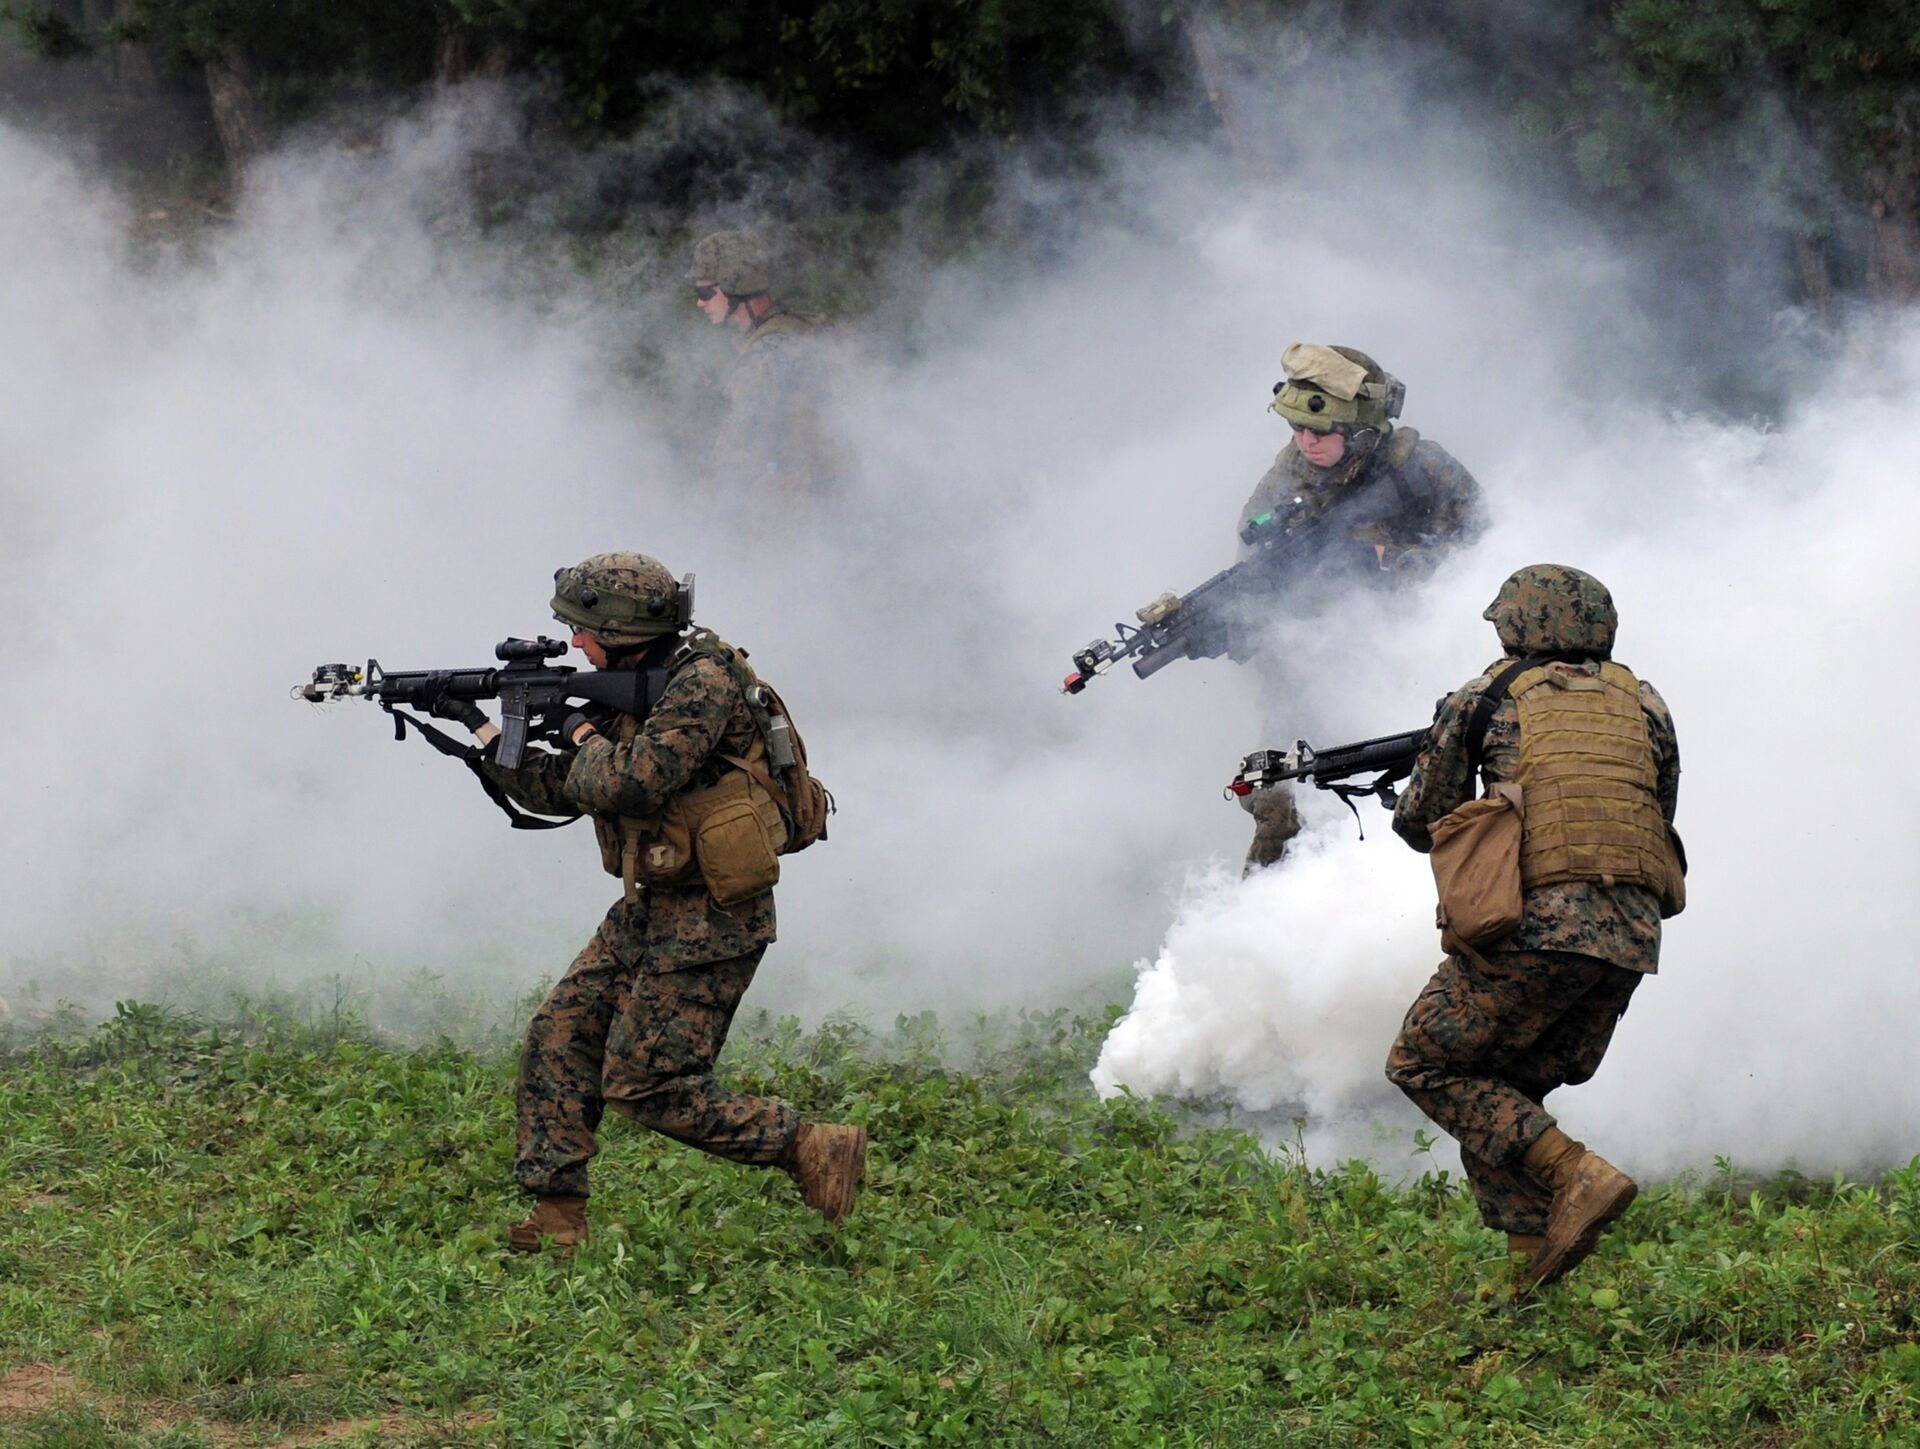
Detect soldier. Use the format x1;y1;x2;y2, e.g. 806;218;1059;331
435;552;867;1252
1240;343;1487;871
1385;564;1685;1290
690;229;843;492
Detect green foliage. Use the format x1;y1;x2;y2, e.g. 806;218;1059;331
2;3;92;58
4;1001;1920;1445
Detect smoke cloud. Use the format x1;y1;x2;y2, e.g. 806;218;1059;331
3;50;1914;1178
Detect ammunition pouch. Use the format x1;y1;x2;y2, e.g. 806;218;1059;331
588;630;830;907
596;748;789;908
1428;782;1524;952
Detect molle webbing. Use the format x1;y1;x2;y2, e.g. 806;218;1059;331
1511;662;1678;902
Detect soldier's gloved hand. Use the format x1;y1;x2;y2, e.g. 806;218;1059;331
560;703;616;746
429;696;488;731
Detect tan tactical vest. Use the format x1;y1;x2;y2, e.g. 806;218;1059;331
1509;661;1685;916
589;634;812;907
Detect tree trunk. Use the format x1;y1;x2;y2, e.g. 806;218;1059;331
435;21;512;83
204;50;265;173
1173;1;1308;178
1791;231;1834;315
1864;104;1920;302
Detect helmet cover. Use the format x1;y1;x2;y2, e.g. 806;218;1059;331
1270;343;1405;433
1482;564;1618;659
551;552;691;644
688;230;771;296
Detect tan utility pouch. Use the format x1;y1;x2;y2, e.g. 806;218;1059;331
648;764;789;906
1428;782;1524;952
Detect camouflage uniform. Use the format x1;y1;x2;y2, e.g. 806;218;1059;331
479;648;798;1200
708;310;843;492
1385;567;1679;1235
1237;429;1486;580
1239;428;1487;872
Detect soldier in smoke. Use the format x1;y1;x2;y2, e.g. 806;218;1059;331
1238;343;1486;871
434;552;866;1252
690;230;845;493
1386;564;1684;1290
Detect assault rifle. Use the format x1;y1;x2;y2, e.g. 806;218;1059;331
1225;727;1429;835
1062;468;1403;694
294;636;668;772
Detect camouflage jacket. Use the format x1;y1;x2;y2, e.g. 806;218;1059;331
708;311;843;492
1392;657;1680;973
478;650;776;967
1237;429;1486;579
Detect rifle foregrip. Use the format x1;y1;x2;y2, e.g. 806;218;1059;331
1318;731;1429;776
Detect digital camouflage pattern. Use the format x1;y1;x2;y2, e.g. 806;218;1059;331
1385;564;1680;1234
550;552;685;643
1236;430;1486;579
689;229;771;295
480;649;777;961
709;310;845;492
1385;947;1640;1234
478;640;789;1198
1241;787;1302;873
515;904;796;1198
1233;424;1485;873
1392;566;1678;973
1482;563;1618;659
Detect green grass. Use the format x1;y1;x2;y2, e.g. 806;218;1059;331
3;1001;1919;1446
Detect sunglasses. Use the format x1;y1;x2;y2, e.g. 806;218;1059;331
694;284;720;302
1289;423;1337;438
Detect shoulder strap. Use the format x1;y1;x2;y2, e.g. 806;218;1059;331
1463;653;1587;776
385;705;581;832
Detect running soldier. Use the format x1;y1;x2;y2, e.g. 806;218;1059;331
1386;564;1685;1290
1239;343;1486;870
435;552;866;1252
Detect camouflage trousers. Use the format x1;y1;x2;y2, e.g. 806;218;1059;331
1242;786;1303;875
515;900;800;1199
1384;948;1640;1235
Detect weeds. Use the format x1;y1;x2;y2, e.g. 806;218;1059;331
2;1004;1917;1445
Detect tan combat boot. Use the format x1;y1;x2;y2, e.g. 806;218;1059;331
1520;1127;1636;1290
507;1195;589;1254
786;1122;868;1225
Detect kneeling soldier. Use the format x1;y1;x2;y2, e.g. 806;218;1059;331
440;552;865;1251
1386;564;1684;1290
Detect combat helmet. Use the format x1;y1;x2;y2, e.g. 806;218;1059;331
689;230;770;298
551;553;695;645
1269;343;1405;436
1483;564;1617;659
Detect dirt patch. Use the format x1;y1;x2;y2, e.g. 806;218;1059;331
270;1410;493;1445
0;1363;82;1415
21;1192;70;1210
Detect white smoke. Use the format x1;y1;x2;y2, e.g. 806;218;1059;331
3;62;1916;1178
1095;325;1920;1180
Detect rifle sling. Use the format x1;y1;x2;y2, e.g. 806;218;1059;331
385;705;582;832
1463;652;1590;779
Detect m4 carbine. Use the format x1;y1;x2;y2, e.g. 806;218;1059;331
294;636;667;770
1225;727;1429;834
1062;467;1408;694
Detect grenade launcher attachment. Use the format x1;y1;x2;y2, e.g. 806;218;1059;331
1225;727;1429;836
295;636;667;771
